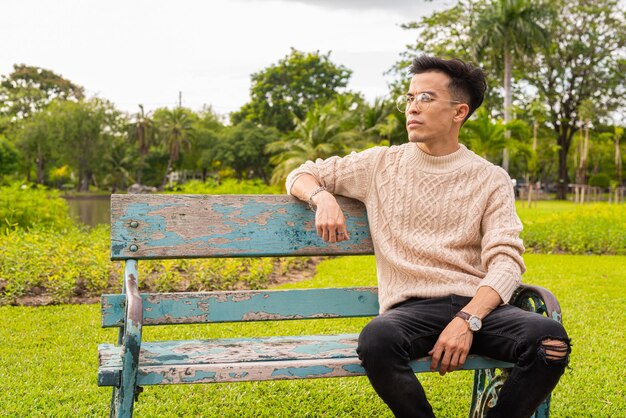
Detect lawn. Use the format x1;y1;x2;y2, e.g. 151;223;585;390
1;254;624;417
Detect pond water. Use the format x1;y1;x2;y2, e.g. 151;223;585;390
63;196;111;227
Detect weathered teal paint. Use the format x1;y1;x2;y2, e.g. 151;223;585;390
292;341;353;355
181;370;217;383
110;195;374;260
271;365;334;378
101;288;379;327
341;364;365;374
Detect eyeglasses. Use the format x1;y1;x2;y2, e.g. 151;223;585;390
396;92;462;113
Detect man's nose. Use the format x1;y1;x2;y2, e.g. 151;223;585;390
407;99;421;114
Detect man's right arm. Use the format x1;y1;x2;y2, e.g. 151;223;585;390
290;174;350;243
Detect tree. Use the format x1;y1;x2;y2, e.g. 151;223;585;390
153;107;197;188
127;105;156;184
104;137;135;193
460;108;531;165
471;0;550;172
0;64;84;121
267;96;361;186
390;0;503;111
0;134;19;177
47;99;124;191
14;108;57;183
527;0;626;199
232;49;352;132
216;121;279;182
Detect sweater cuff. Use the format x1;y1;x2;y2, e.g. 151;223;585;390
479;254;523;303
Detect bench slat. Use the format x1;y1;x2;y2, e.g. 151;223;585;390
101;287;380;327
98;335;514;386
111;194;374;260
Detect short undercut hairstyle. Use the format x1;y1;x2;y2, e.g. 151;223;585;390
409;55;487;122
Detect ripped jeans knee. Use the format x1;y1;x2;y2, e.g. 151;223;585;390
537;336;572;367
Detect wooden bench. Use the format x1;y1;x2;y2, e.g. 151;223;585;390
99;194;563;418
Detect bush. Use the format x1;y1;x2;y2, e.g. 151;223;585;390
588;173;611;188
0;182;73;233
167;178;282;194
0;221;307;304
0;225;112;304
520;203;626;254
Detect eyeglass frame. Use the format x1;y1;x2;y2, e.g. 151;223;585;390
396;92;463;113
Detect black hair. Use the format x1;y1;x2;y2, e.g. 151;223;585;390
409;55;486;121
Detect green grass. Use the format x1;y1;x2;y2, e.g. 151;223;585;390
1;254;624;417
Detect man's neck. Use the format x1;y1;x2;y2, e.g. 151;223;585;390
416;141;460;156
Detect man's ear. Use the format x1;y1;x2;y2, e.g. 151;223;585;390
454;104;470;123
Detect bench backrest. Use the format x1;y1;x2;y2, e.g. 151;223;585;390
111;194;374;260
106;194;378;327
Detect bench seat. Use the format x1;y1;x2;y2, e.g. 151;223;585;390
98;334;513;386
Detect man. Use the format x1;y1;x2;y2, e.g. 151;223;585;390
285;56;570;418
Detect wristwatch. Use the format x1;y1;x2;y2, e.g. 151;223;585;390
455;311;482;332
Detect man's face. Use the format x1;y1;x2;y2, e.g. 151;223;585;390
405;71;461;145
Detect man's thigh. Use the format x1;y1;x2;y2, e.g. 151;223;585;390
366;296;457;358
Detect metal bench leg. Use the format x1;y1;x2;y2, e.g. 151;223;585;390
469;369;551;417
469;368;508;417
110;260;143;418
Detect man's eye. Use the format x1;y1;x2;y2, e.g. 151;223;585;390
418;93;432;102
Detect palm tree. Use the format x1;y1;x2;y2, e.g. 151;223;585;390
460;108;531;163
127;104;155;185
155;108;195;189
267;99;360;186
472;0;550;172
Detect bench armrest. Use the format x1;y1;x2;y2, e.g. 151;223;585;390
509;284;562;323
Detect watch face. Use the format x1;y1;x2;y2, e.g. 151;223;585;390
468;316;482;332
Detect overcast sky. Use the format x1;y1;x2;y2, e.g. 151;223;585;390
1;0;449;117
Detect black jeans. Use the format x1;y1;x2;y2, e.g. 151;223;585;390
356;295;570;418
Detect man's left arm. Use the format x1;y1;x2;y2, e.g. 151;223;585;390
429;169;526;375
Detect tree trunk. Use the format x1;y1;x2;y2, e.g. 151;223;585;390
502;49;512;173
161;157;173;190
616;131;622;185
556;131;570;200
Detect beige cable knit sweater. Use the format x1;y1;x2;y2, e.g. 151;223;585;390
286;143;526;313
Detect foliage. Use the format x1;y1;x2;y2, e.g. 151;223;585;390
232;49;352;132
266;94;365;186
525;0;626;198
0;254;624;416
588;173;611;189
0;224;110;304
153;107;198;188
167;178;281;194
214;121;279;182
518;201;626;254
0;64;84;121
0;134;19;176
0;182;72;233
460;108;532;163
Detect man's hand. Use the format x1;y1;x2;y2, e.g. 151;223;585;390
312;191;350;243
428;317;473;375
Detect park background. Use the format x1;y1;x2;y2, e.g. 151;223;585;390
1;0;625;416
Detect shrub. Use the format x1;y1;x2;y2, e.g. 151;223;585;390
588;173;611;188
520;203;626;254
0;225;111;304
167;178;282;194
0;182;73;233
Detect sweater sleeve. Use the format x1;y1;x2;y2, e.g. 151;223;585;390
478;167;526;303
285;146;384;202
